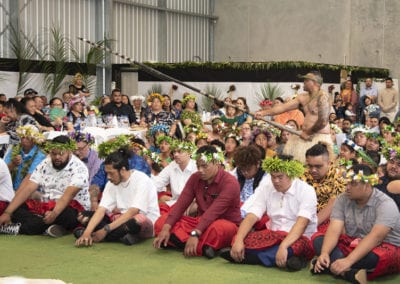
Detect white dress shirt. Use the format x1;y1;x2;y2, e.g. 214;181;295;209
246;175;318;238
152;159;198;206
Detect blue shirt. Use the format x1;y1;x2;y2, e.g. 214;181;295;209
4;145;46;190
91;154;151;191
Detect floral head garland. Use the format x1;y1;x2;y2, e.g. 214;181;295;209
147;93;164;104
130;95;145;102
330;123;342;134
45;138;77;153
382;145;400;161
350;125;367;138
68;131;95;145
148;124;170;137
383;125;396;133
16;125;45;144
184;124;201;135
140;148;161;165
182;94;196;106
261;157;304;179
97;135;132;158
156;135;173;146
172;140;197;155
225;131;242;145
192;148;225;164
196;132;208;141
338;158;353;169
259;100;273;107
365;132;385;145
342;169;379;186
343;139;362;152
267;126;281;137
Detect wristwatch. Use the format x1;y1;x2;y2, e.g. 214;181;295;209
190;230;200;238
103;224;111;234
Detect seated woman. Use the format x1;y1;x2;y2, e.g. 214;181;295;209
21;97;54;132
253;128;276;158
224;131;241;171
235;97;253;127
75;148;160;246
180;94;202;127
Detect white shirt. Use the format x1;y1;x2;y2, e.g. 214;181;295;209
0;158;14;202
100;170;160;224
152;159;197;206
30;154;90;210
246;175;317;238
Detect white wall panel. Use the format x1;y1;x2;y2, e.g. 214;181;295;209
0;0;10;58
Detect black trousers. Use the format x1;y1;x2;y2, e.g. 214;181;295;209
12;204;79;235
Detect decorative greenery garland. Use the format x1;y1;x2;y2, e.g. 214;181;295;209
97;135;132;158
147;93;164;104
181;110;203;127
156;135;173;146
182;94;196;106
342;169;379;186
261;157;304;179
10;145;40;183
382;145;400;161
171;140;197;154
45;140;77;153
192;148;225;164
183;123;201;135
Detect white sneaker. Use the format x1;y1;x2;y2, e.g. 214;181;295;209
0;223;21;235
45;224;68;238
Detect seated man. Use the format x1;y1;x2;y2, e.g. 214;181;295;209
89;136;151;210
221;155;317;271
153;145;241;259
75;148;160;246
376;145;400;210
302;142;346;231
152;141;197;213
4;125;46;190
0;158;14;214
0;135;90;237
311;164;400;282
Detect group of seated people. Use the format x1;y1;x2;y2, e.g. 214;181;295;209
0;79;400;284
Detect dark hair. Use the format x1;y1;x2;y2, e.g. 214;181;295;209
352;163;373;176
274;97;284;103
379;117;391;125
277;154;294;161
209;139;225;151
341;143;356;153
343;118;352;124
214;99;225;108
121;94;132;106
196;145;218;156
385;77;393;82
104;147;132;170
4;98;27;115
111;88;121;96
365;150;380;168
20;97;34;106
254;144;266;159
49;97;63;106
130;137;145;147
234;145;262;167
172;99;182;106
285;119;299;130
305;142;329;158
52;135;72;144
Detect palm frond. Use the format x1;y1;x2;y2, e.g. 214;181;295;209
42;25;77;97
202;85;223;112
147;84;162;95
8;25;41;94
255;83;284;104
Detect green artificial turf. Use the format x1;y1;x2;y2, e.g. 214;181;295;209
0;235;399;284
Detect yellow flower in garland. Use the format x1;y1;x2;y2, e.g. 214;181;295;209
182;94;196;106
16;125;45;144
147;93;164;104
342;169;379;186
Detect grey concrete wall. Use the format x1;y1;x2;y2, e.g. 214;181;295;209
214;0;400;78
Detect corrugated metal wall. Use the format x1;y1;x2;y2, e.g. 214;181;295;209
0;0;11;58
19;0;97;61
0;0;213;63
166;0;210;62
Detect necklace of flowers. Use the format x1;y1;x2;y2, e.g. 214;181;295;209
10;145;40;182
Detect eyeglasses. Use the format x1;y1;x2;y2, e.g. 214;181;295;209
75;144;88;152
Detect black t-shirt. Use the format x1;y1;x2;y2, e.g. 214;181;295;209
101;102;137;124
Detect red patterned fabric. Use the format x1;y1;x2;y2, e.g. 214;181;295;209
25;199;85;215
0;201;8;215
311;232;400;280
242;229;314;260
155;214;238;256
159;203;172;215
317;220;330;234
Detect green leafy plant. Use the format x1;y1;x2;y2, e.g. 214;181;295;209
8;25;42;94
42;25;79;97
147;84;162;95
255;83;283;104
